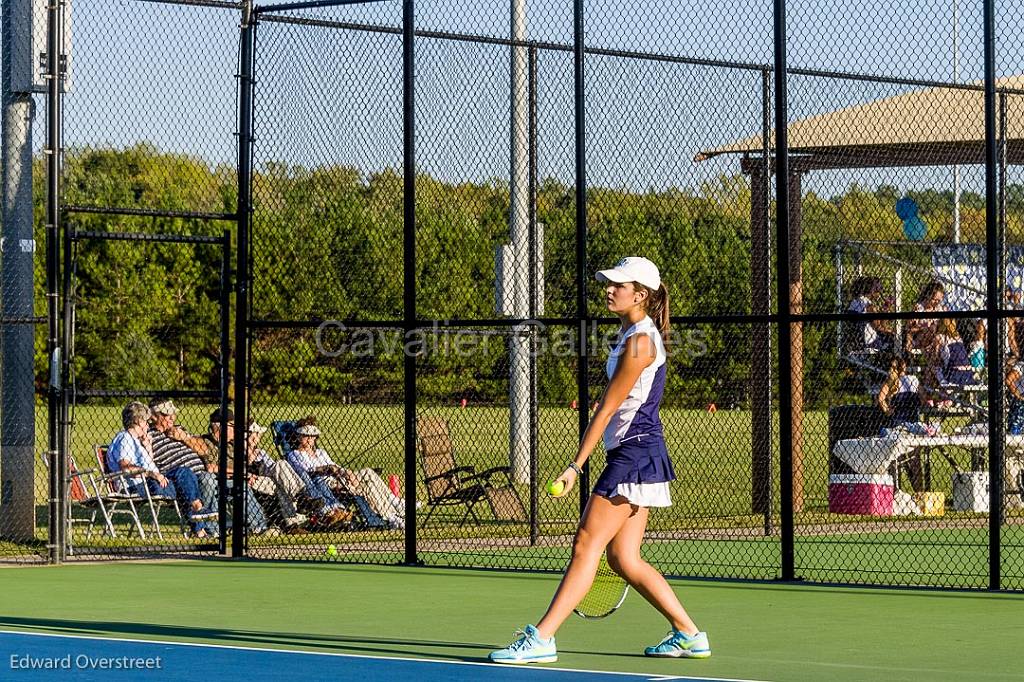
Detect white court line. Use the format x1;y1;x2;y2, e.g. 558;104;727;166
0;629;769;682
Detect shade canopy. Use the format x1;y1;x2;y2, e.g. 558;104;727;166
696;75;1024;172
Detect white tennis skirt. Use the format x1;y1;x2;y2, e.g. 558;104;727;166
613;481;672;507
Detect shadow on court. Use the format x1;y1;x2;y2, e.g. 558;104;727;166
0;616;651;662
0;616;494;662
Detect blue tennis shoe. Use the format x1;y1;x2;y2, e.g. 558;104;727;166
488;625;557;664
644;630;711;658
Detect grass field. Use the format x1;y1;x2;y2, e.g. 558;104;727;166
29;403;833;516
4;403;1024;589
1;560;1022;682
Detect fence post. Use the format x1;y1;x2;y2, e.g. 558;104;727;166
219;229;233;553
573;0;590;516
983;0;1003;591
772;0;795;582
233;0;257;559
47;0;66;564
402;0;419;565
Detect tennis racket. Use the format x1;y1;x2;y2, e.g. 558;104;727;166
573;553;629;619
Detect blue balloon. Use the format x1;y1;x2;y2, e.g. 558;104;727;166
903;215;927;241
895;196;919;221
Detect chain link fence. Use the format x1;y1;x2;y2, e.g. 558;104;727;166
3;0;1024;590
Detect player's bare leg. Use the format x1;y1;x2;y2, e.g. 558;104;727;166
534;494;634;640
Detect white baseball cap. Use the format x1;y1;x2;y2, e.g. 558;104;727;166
596;257;661;291
150;399;178;416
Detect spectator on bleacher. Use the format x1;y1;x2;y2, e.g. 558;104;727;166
244;419;310;534
968;318;986;369
286;415;403;529
905;280;945;355
846;276;893;352
1006;288;1024;358
194;408;270;535
932;318;978;386
1005;356;1024;435
107;401;217;538
876;356;924;490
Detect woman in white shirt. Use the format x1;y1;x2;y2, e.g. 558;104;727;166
490;257;710;665
287;417;404;529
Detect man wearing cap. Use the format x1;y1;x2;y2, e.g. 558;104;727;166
193;407;286;535
149;400;215;483
244;419;310;534
152;402;270;535
149;400;273;535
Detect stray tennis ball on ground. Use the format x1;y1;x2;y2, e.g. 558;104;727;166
326;544;338;557
546;480;565;497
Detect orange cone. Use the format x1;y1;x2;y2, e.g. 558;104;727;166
707;402;717;413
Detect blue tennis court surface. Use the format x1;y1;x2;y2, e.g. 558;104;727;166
0;631;756;682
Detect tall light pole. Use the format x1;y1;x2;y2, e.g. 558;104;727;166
507;0;530;483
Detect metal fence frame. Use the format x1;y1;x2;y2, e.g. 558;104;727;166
7;0;1016;589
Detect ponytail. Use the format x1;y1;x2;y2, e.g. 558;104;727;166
646;284;670;343
884;355;905;396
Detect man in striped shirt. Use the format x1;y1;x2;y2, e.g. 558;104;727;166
148;400;266;535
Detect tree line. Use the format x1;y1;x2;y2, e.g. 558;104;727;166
26;144;1016;409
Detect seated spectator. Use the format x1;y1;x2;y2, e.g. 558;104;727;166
148;399;217;510
1006;356;1024;435
107;401;216;538
876;355;924;490
286;415;404;530
905;280;945;355
1007;288;1024;358
932;318;978;386
846;276;893;353
193;408;270;535
968;318;986;370
245;419;310;535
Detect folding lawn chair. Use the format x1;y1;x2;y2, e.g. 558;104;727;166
270;420;299;459
40;451;125;554
416;416;526;528
94;444;182;540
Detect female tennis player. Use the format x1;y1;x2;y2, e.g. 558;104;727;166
489;257;710;664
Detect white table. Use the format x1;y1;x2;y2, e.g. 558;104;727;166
834;433;1024;492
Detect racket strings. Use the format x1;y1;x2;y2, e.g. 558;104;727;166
574;555;629;619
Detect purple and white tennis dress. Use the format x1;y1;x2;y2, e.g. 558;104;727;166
592;316;675;507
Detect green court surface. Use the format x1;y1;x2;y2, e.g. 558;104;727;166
1;560;1021;681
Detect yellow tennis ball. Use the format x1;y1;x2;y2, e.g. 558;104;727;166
326;544;338;557
546;480;565;497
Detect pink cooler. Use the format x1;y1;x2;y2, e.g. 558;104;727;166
828;474;894;516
